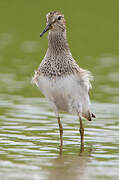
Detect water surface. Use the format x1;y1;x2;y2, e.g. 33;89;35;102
0;0;119;180
0;96;119;180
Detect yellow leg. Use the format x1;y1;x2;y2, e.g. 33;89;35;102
57;117;63;154
79;116;84;146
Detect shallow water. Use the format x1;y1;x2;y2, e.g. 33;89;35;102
0;96;119;180
0;0;119;180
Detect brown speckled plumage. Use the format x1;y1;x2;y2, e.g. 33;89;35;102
33;11;96;148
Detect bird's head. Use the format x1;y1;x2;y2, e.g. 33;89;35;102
40;11;66;37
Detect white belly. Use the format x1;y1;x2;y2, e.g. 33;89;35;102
35;74;90;116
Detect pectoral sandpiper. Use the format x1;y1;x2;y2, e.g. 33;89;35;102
33;11;95;151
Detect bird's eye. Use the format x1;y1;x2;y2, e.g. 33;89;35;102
58;16;62;20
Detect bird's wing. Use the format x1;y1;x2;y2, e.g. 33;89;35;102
32;70;40;84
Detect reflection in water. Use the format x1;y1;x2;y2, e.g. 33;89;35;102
0;96;119;180
0;1;119;179
48;146;93;180
59;136;84;155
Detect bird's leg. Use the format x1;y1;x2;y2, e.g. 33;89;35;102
57;116;63;154
79;116;84;147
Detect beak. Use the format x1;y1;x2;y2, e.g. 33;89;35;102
40;23;52;37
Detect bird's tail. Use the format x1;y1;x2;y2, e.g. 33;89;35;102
83;111;96;121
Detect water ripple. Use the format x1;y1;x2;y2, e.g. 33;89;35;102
0;95;119;179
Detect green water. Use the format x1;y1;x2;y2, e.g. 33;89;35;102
0;0;119;180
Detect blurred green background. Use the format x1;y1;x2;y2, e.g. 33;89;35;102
0;1;119;180
0;0;119;102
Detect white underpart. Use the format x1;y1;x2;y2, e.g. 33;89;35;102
34;73;91;118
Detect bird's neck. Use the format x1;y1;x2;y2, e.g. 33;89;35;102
47;30;70;55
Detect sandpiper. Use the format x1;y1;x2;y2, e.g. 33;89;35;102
33;11;95;149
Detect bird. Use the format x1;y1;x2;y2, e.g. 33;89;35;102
33;11;96;150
